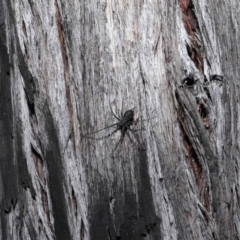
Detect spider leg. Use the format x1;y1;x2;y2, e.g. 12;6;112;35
132;127;145;132
132;115;157;124
127;126;146;150
84;128;118;140
110;103;121;120
121;110;124;118
121;98;124;118
125;120;145;132
125;127;146;151
110;128;125;157
83;123;117;136
125;130;139;149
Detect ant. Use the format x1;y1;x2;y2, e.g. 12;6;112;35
83;105;154;156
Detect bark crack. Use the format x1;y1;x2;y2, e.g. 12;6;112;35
179;0;203;72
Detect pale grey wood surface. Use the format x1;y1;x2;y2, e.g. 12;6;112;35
0;0;239;239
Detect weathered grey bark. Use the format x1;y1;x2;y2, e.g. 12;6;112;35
0;0;240;239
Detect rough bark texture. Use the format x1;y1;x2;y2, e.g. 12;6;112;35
0;0;240;239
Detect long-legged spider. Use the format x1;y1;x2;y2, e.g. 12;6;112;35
83;105;155;156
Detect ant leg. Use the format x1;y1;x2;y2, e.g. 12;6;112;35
83;123;117;136
83;128;118;140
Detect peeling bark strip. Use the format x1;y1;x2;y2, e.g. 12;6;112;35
179;0;203;72
178;112;203;188
175;88;220;236
55;1;72;115
17;42;36;114
175;89;213;213
54;0;76;151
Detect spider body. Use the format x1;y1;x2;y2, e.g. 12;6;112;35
117;109;134;130
83;105;152;155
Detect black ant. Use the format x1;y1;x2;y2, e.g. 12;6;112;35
83;105;154;156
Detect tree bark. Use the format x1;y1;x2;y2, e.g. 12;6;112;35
0;0;240;239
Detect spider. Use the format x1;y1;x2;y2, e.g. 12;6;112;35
83;105;152;156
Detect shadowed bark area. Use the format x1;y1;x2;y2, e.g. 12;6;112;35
0;0;240;239
44;104;71;240
0;13;18;240
90;150;161;239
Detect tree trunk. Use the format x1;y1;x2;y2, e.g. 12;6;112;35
0;0;239;239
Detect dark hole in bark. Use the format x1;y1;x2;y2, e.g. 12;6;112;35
182;75;196;87
204;75;208;83
210;74;223;82
4;208;10;214
188;0;194;9
109;196;114;202
71;187;77;217
186;44;192;58
80;219;85;240
107;227;112;240
203;87;212;101
199;103;208;119
145;222;156;234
